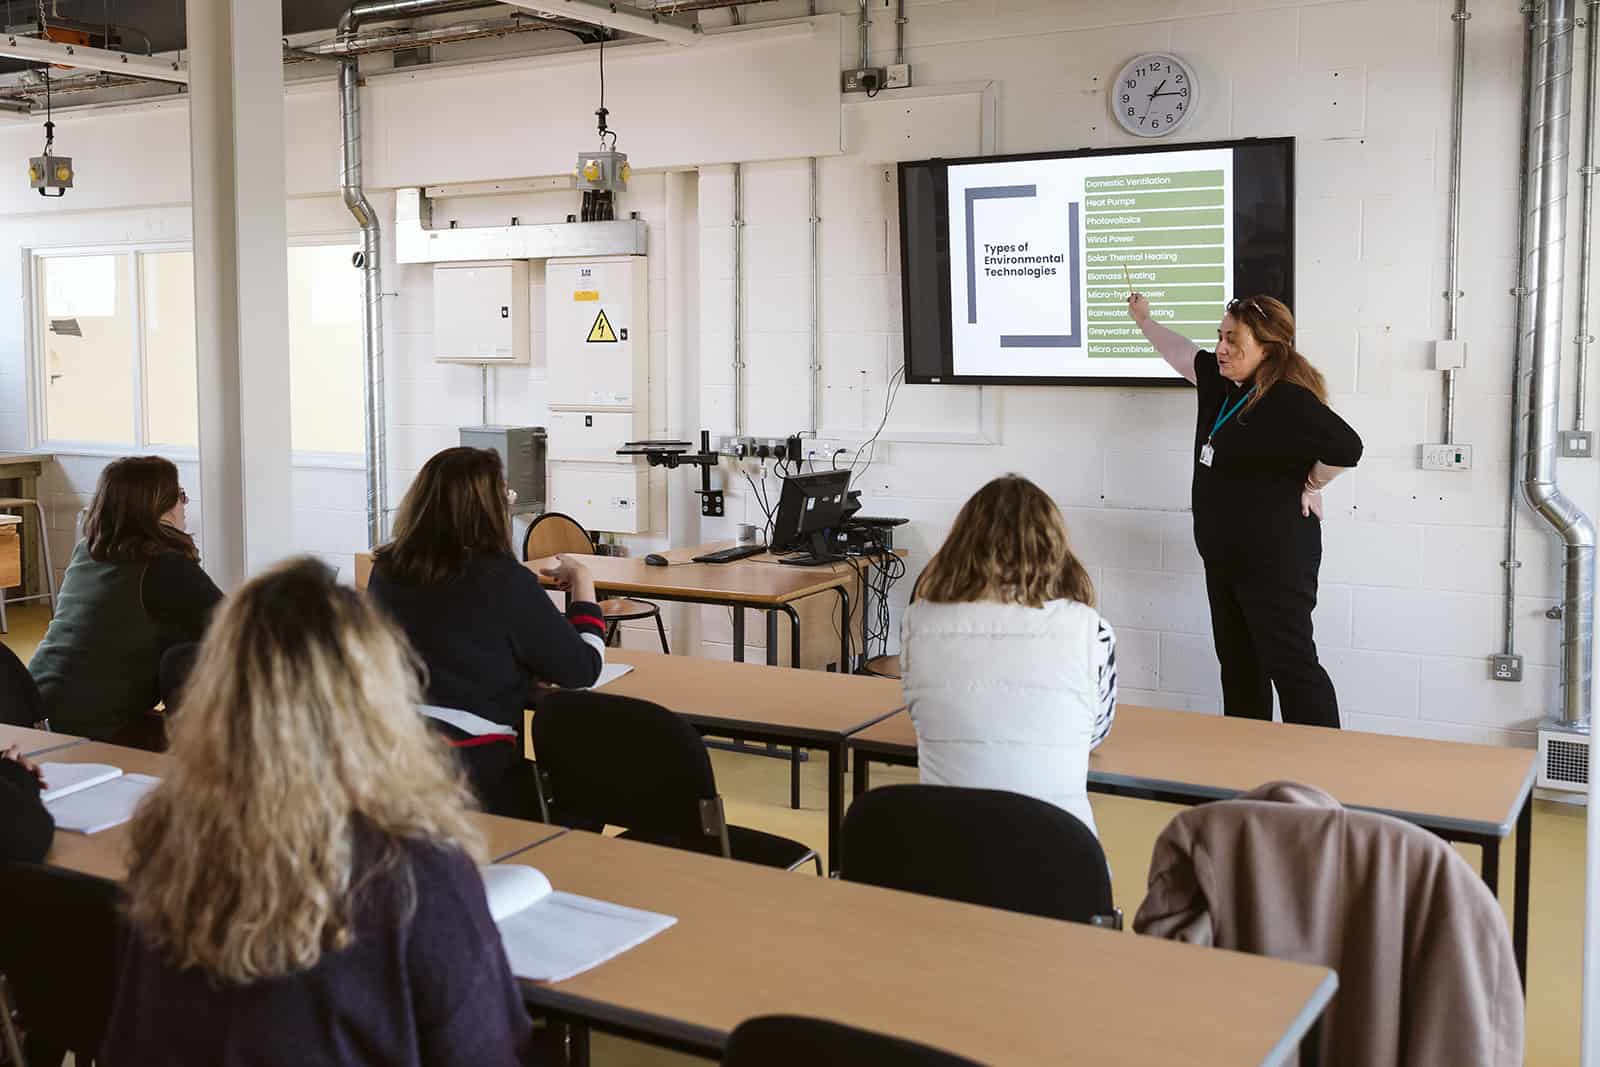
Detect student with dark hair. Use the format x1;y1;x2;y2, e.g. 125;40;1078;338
369;447;605;816
28;456;222;747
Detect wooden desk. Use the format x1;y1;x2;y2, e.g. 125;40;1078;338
0;453;52;598
527;649;904;871
507;831;1336;1066
849;706;1539;984
0;723;82;757
0;515;20;598
39;741;564;882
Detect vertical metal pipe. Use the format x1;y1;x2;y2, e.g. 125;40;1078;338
339;51;388;549
1576;0;1600;431
809;156;820;435
1506;5;1541;658
857;0;869;70
1521;0;1595;728
895;0;906;65
732;162;744;437
1443;0;1470;444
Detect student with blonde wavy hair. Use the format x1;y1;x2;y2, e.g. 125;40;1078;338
901;475;1117;838
101;557;535;1067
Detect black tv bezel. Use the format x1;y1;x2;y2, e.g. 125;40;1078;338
897;135;1296;388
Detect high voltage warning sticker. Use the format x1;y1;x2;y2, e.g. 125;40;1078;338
587;309;618;343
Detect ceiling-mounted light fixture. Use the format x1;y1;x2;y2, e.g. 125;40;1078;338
26;69;70;197
576;32;628;222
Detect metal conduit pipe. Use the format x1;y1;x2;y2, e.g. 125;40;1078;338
299;14;581;57
1521;0;1596;729
1504;6;1540;659
895;0;906;66
810;156;820;435
1442;0;1469;444
733;162;745;436
1576;0;1600;433
857;0;869;70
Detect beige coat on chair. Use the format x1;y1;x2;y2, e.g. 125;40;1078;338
1133;781;1523;1067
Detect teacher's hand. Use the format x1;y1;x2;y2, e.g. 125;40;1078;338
1127;292;1152;324
1301;488;1324;520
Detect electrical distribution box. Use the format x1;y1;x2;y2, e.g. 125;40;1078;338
433;261;530;364
545;255;651;533
459;425;545;515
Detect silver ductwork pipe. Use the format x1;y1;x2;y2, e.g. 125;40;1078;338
1520;0;1595;729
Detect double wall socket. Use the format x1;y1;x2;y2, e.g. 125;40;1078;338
1420;443;1473;471
1560;430;1595;458
842;67;887;93
1492;654;1524;682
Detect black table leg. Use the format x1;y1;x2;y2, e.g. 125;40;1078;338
1514;795;1532;989
790;746;802;810
1481;836;1500;896
827;740;846;874
834;584;852;672
732;606;745;663
1299;1017;1322;1067
782;603;801;670
853;750;872;799
766;609;779;667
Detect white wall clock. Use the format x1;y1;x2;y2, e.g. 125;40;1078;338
1111;53;1198;138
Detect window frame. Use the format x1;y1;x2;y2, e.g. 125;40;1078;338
26;235;367;469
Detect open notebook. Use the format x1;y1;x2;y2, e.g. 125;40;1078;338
481;864;675;983
39;763;161;835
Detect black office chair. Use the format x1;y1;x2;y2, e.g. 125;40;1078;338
0;863;125;1066
840;784;1119;927
531;690;820;873
723;1016;985;1067
0;641;43;728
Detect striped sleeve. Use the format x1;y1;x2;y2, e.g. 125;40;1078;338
1090;618;1117;750
566;600;609;663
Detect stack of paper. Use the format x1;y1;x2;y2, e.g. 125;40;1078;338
481;864;675;983
589;663;635;690
39;762;161;835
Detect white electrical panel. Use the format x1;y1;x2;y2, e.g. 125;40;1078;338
547;410;649;463
546;256;649;410
549;463;649;534
433;261;530;364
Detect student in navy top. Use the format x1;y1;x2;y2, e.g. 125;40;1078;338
369;447;605;817
102;558;535;1067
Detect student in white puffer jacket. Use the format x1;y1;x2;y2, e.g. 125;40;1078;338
901;475;1117;838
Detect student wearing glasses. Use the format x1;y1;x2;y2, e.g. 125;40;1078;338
1127;294;1362;728
28;456;222;748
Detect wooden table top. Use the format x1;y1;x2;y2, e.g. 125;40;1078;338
852;706;1538;836
0;723;81;756
39;742;563;881
525;547;854;607
0;453;50;468
508;831;1336;1067
526;649;905;746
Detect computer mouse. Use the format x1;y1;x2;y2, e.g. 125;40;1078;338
644;553;669;567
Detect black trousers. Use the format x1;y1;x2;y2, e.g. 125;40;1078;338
1204;559;1341;729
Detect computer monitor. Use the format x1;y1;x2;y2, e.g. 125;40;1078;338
771;469;852;565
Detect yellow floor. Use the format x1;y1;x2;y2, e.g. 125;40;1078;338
3;603;1587;1066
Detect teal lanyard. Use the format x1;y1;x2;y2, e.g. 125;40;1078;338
1209;388;1255;442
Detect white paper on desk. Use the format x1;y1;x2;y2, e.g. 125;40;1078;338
481;864;675;983
45;773;160;834
587;663;634;690
38;762;121;803
419;704;515;738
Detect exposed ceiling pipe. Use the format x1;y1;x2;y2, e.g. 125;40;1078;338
297;13;593;56
499;0;700;44
0;32;186;82
1519;0;1595;730
636;0;774;9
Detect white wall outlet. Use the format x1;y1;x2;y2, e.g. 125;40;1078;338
1432;339;1467;370
1491;654;1524;682
1420;443;1474;471
1559;430;1595;458
885;63;912;89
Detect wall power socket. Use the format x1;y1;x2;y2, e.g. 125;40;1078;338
1420;443;1473;471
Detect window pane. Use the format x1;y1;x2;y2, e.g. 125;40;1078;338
289;245;364;454
142;251;200;448
40;255;135;445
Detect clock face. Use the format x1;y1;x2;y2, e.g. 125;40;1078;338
1112;53;1197;138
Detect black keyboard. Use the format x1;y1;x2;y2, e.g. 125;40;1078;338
693;544;767;564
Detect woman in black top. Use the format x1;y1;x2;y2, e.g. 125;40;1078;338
369;447;606;815
28;456;223;747
1130;294;1363;728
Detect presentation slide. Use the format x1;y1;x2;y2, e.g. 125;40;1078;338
945;146;1234;382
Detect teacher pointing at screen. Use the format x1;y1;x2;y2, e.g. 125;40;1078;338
1128;293;1363;729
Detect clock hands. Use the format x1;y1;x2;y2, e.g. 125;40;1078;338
1140;78;1167;126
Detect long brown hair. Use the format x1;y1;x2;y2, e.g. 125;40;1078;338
124;557;483;984
82;455;197;563
1226;295;1327;414
373;447;513;585
916;476;1094;609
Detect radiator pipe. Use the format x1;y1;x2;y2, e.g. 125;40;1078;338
1520;0;1595;729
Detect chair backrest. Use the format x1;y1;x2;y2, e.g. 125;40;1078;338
531;690;727;853
0;863;125;1055
840;784;1115;925
522;512;595;561
0;641;43;727
723;1016;985;1067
